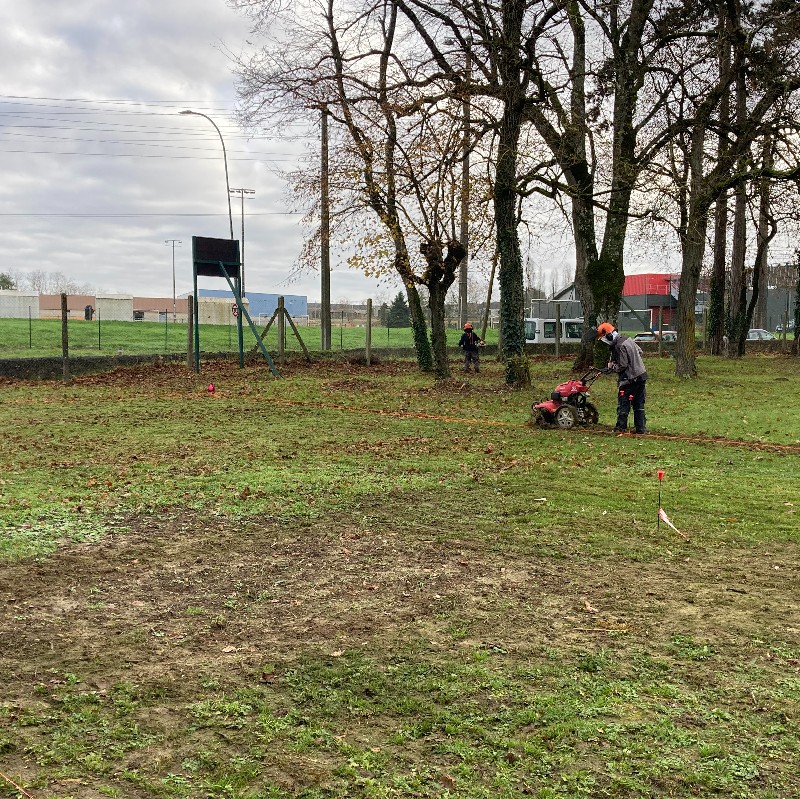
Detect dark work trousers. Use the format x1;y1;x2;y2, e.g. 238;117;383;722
616;380;646;433
463;349;480;372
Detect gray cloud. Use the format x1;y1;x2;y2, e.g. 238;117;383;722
0;0;391;303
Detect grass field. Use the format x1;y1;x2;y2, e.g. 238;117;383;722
0;318;498;359
1;317;793;362
1;353;799;799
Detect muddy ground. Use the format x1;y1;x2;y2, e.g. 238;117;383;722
3;509;799;676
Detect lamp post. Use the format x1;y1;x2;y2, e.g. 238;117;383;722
229;188;255;296
320;106;331;351
165;239;182;322
179;110;234;240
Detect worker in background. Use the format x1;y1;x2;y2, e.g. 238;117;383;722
458;322;483;373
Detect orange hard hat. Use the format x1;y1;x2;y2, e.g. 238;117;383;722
596;322;615;339
464;322;473;329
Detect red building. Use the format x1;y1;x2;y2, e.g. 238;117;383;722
621;273;678;329
547;272;680;330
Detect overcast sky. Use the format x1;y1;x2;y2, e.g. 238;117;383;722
1;1;698;309
0;0;398;303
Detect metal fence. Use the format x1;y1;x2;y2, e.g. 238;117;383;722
0;293;475;360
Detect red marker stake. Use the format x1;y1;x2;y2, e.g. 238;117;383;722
657;470;664;530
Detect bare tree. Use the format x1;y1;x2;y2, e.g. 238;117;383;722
708;1;732;356
230;0;498;377
230;0;800;383
639;0;800;375
13;270;94;294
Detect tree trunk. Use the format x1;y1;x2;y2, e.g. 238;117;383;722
495;108;528;387
675;211;709;377
570;0;647;372
571;191;599;370
753;137;772;329
392;239;433;372
419;239;465;380
592;203;630;321
709;1;730;356
728;4;749;358
727;175;747;357
744;142;775;339
428;282;450;379
592;0;647;329
571;181;628;371
709;194;728;355
406;282;433;372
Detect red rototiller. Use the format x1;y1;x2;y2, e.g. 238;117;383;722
531;366;610;429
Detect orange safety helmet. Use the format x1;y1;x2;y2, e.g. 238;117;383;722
464;322;473;330
596;321;615;341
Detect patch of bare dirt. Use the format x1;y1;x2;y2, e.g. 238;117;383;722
2;510;798;693
2;508;799;799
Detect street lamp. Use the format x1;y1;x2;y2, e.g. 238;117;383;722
165;239;182;322
320;106;332;351
179;110;234;239
230;188;255;296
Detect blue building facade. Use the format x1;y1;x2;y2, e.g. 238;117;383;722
196;290;308;320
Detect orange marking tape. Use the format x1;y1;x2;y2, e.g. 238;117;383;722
0;770;37;799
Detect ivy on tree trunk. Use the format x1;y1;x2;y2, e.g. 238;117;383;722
419;239;466;380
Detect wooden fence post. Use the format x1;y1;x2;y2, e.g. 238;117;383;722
61;293;70;383
187;300;194;369
366;299;372;365
278;296;286;363
555;303;561;359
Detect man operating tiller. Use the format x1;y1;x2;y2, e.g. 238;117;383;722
596;322;648;435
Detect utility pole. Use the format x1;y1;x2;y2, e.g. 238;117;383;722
458;43;471;329
320;106;332;350
165;239;182;322
444;38;472;328
230;188;255;296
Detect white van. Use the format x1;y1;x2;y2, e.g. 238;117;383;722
525;318;585;344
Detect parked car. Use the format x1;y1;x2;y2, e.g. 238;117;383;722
746;328;776;341
775;321;795;333
633;330;677;343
